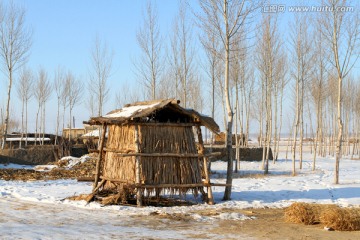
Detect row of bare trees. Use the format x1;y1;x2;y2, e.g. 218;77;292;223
14;67;83;147
0;2;31;149
253;0;360;187
0;1;110;148
1;1;359;200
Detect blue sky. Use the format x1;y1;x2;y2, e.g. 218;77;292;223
1;0;190;132
1;0;359;135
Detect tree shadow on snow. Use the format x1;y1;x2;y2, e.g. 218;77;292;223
215;187;360;203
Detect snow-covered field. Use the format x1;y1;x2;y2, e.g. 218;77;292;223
1;152;359;239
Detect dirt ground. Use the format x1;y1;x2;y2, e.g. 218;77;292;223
206;208;360;240
3;198;359;240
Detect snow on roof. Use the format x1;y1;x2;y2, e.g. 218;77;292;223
82;129;108;138
63;128;85;131
104;103;158;118
82;130;100;137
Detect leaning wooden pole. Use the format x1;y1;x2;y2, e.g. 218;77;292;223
196;126;214;205
93;124;107;191
134;125;143;207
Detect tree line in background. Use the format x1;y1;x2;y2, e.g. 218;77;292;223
0;1;360;198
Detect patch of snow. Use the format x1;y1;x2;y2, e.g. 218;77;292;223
104;103;158;118
0;164;33;169
82;129;100;137
33;165;58;171
5;137;51;142
1;152;360;238
59;155;90;168
218;212;255;220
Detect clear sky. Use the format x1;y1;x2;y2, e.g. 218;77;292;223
1;0;359;136
1;0;188;133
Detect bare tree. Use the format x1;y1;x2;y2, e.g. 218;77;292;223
172;2;196;108
115;83;141;109
321;0;360;184
289;13;313;176
134;1;163;100
34;68;52;145
89;36;113;116
86;94;96;117
61;75;70;136
273;53;287;162
200;27;221;132
168;23;181;100
66;72;83;142
54;66;66;144
16;67;33;148
311;18;330;170
256;14;273;173
0;2;32;149
256;9;287;174
198;0;260;200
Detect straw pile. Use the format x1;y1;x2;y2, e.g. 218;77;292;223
285;203;360;231
320;206;360;231
102;124;203;198
284;202;321;225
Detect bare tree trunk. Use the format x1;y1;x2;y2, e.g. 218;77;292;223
35;102;41;146
2;73;12;149
42;102;46;145
25;99;28;146
19;97;24;149
234;100;239;173
299;80;304;169
273;83;278;163
335;76;343;184
276;76;285;161
223;31;234;201
265;78;272;174
292;76;300;176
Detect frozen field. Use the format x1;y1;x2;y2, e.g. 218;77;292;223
1;152;359;239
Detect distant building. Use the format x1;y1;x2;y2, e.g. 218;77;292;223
62;124;100;139
62;128;85;139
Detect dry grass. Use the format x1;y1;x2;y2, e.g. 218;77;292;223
320;206;360;231
67;194;93;202
284;202;321;225
285;203;360;231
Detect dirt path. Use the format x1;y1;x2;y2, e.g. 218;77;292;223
1;198;359;240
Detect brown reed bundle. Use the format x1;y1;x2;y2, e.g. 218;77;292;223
67;194;93;202
139;125;202;196
320;206;360;231
284;202;321;225
103;125;136;189
101;124;204;198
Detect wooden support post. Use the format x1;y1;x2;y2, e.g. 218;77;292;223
93;124;107;191
134;125;143;207
196;126;214;205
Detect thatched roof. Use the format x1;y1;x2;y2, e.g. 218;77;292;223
85;99;220;134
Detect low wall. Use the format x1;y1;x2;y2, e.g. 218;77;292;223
0;145;58;165
205;145;273;161
70;144;88;158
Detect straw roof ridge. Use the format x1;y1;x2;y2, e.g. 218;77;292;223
86;98;220;133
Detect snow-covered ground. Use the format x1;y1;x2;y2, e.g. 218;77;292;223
0;152;359;239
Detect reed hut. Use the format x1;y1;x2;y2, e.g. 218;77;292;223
85;99;223;206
